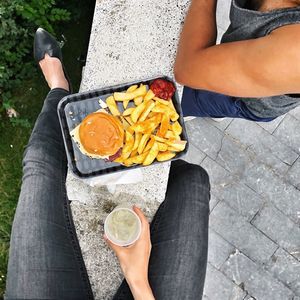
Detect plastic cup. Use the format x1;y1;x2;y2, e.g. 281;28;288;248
104;206;142;247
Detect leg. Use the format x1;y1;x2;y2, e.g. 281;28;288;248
114;160;210;300
5;74;93;298
181;86;276;121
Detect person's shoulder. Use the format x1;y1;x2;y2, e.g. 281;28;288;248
270;24;300;63
271;23;300;45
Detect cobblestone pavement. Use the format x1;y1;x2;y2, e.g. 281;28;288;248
184;113;300;299
181;2;300;299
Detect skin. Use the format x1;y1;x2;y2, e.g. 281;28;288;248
39;54;69;91
174;0;300;98
104;206;155;300
40;57;153;298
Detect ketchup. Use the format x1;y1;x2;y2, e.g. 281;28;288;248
150;79;176;100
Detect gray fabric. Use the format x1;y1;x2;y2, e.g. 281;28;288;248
221;0;300;118
5;88;210;300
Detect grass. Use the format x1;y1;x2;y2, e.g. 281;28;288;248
0;1;94;296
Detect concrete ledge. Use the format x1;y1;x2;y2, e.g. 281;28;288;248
67;0;189;298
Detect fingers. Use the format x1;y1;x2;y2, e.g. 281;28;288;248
133;205;149;226
133;205;150;235
104;234;122;253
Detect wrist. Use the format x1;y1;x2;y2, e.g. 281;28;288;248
127;278;155;300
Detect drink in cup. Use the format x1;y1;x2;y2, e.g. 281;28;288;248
104;206;142;247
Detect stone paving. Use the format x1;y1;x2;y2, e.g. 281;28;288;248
185;114;300;300
70;0;300;299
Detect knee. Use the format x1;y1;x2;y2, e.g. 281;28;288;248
189;164;210;187
170;161;211;205
171;160;210;188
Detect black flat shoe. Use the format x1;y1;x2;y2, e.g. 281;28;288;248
34;27;73;93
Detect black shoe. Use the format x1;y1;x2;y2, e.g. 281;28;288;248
34;27;73;93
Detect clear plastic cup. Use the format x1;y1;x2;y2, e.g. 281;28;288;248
104;206;142;247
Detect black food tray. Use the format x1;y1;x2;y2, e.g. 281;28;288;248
57;76;189;178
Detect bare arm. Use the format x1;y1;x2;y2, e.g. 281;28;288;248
174;0;300;97
105;206;155;300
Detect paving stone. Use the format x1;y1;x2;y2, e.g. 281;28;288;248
265;248;300;296
243;296;256;300
210;201;278;263
206;117;233;131
204;263;246;300
251;204;300;260
274;114;300;154
186;118;224;160
210;193;220;212
221;251;295;300
289;106;300;121
226;118;298;165
256;114;286;134
182;142;206;165
201;156;236;194
222;122;290;178
215;136;253;177
247;146;290;178
218;182;264;221
286;157;300;189
243;164;300;224
208;228;235;269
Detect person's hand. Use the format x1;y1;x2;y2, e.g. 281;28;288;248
104;205;155;300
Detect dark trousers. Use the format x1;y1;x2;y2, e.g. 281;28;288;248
5;88;210;300
181;86;275;122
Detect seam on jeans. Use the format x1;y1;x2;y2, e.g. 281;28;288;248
61;172;94;300
150;202;165;235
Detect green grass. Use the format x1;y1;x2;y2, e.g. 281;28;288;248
0;76;46;297
0;1;94;296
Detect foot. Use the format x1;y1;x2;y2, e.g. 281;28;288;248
39;54;69;91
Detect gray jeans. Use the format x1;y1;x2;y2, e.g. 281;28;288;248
5;88;210;300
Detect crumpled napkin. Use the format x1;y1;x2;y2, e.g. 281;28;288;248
82;168;144;190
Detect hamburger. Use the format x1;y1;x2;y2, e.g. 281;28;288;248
71;112;124;160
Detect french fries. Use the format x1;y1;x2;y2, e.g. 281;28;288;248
157;142;168;152
158;113;169;137
106;96;120;116
132;115;161;134
144;136;155;153
127;85;138;93
114;85;147;101
123;100;130;109
143;142;159;166
166;140;187;152
124;85;138;109
131;102;147;123
171;121;182;136
139;100;155;122
138;134;150;155
144;89;155;102
102;83;187;166
154;97;169;106
134;96;143;106
121;131;135;159
123;107;135;116
157;151;176;161
133;132;142;151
